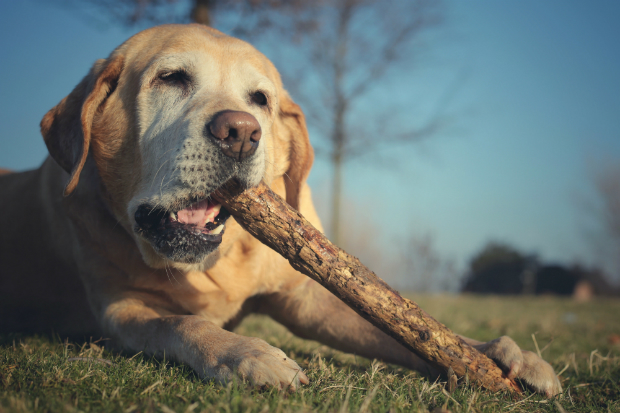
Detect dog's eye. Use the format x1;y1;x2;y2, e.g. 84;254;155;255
251;91;268;107
157;70;190;88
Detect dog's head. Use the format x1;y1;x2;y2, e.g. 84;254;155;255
40;24;313;269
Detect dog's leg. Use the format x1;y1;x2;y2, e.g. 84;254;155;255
261;279;562;396
260;279;434;374
102;297;308;389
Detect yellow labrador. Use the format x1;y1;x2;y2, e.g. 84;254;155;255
0;24;561;396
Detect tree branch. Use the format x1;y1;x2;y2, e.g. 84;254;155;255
214;179;523;395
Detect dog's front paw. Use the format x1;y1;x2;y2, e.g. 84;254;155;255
213;337;309;390
475;336;561;397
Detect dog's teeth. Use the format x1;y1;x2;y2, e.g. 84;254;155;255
211;224;224;235
170;211;177;221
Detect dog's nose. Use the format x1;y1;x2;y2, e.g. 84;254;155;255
207;110;262;161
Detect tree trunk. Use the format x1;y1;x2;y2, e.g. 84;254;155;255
330;144;343;246
328;3;350;247
191;0;211;25
214;180;522;394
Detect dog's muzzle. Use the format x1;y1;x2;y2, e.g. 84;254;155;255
133;110;263;263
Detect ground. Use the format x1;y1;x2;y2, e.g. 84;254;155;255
1;294;619;413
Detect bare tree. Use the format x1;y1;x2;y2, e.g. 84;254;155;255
251;0;444;245
60;0;313;35
59;0;445;247
398;234;457;292
593;164;620;282
59;0;203;26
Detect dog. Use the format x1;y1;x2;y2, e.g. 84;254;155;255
0;24;561;396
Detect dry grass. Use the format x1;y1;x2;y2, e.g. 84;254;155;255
1;294;619;412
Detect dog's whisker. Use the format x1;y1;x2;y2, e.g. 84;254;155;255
111;217;123;231
157;147;177;162
159;172;169;199
162;173;178;189
150;159;171;191
163;260;173;285
164;260;182;286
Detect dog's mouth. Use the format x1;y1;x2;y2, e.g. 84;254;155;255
135;198;231;236
134;197;232;263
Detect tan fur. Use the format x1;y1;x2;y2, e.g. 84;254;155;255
0;24;561;394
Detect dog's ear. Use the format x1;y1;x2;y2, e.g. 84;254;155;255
40;54;124;196
278;92;314;210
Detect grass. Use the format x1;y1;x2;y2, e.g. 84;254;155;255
1;294;619;412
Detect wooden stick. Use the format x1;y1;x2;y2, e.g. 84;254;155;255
214;180;522;394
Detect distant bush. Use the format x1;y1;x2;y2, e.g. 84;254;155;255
461;241;616;296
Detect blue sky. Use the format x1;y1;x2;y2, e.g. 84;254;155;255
1;1;619;286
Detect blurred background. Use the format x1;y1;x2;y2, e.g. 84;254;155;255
1;0;619;297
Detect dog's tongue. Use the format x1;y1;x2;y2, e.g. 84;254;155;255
177;199;216;226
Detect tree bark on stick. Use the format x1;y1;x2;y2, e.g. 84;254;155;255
214;180;522;394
